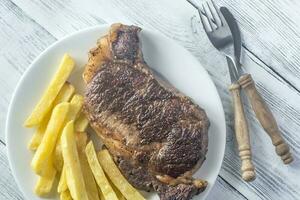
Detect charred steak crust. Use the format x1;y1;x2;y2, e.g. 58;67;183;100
111;25;141;61
117;157;206;200
85;61;209;176
83;24;210;200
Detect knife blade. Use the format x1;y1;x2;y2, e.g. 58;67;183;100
220;7;243;74
226;56;239;83
220;6;294;164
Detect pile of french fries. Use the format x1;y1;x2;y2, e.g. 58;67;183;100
25;54;145;200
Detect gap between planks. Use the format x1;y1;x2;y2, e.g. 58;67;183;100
243;45;300;94
4;0;300;199
0;1;248;199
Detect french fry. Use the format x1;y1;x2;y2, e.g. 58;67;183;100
76;132;100;200
54;142;64;172
109;179;126;200
60;189;73;200
28;114;49;151
53;82;75;107
54;94;84;171
61;121;89;200
66;94;84;121
31;102;70;176
98;149;145;200
24;54;75;127
58;133;91;195
97;177;124;200
28;83;75;150
34;156;57;196
85;141;118;200
76;132;88;149
74;113;89;132
98;187;105;200
58;166;68;193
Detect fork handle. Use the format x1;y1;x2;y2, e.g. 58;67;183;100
238;74;293;164
229;83;256;182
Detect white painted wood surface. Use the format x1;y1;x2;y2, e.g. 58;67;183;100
1;0;300;199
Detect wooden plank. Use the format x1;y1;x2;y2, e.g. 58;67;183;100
207;176;247;200
0;0;245;199
7;0;300;199
0;143;245;200
219;50;300;200
0;143;23;199
218;0;300;91
11;1;300;199
0;137;244;200
13;0;300;89
16;0;300;92
0;0;56;142
10;0;106;38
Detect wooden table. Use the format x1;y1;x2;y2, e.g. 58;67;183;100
1;0;299;199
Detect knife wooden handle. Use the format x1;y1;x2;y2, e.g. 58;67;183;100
238;74;293;164
229;83;256;181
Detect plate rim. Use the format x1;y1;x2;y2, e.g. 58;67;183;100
5;24;226;200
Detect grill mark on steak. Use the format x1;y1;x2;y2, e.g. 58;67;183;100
83;23;210;200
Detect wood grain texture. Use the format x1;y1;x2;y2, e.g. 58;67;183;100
208;177;247;200
13;0;299;199
46;1;300;199
0;0;56;142
11;0;106;38
2;0;300;199
229;83;255;182
221;52;300;200
0;0;246;199
219;0;300;91
0;143;23;199
239;74;293;164
0;145;245;200
0;139;246;200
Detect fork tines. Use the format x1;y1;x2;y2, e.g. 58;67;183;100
187;0;224;32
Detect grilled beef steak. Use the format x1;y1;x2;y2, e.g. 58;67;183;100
83;24;210;200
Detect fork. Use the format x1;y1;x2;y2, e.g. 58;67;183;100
188;0;256;181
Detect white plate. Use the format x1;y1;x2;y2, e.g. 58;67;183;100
6;24;226;200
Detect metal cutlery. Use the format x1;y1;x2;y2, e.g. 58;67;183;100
187;0;293;180
188;0;256;181
220;7;293;165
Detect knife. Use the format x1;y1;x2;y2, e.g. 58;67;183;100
221;7;293;164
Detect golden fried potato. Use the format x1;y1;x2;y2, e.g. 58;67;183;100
31;102;70;176
54;143;64;172
97;187;105;200
24;54;75;127
34;156;57;196
110;179;126;200
60;189;73;200
58;166;68;193
85;141;118;200
28;114;49;151
66;94;84;121
61;121;89;200
28;83;75;150
98;149;145;200
76;132;100;200
75;132;88;149
74;113;89;132
54;94;84;171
